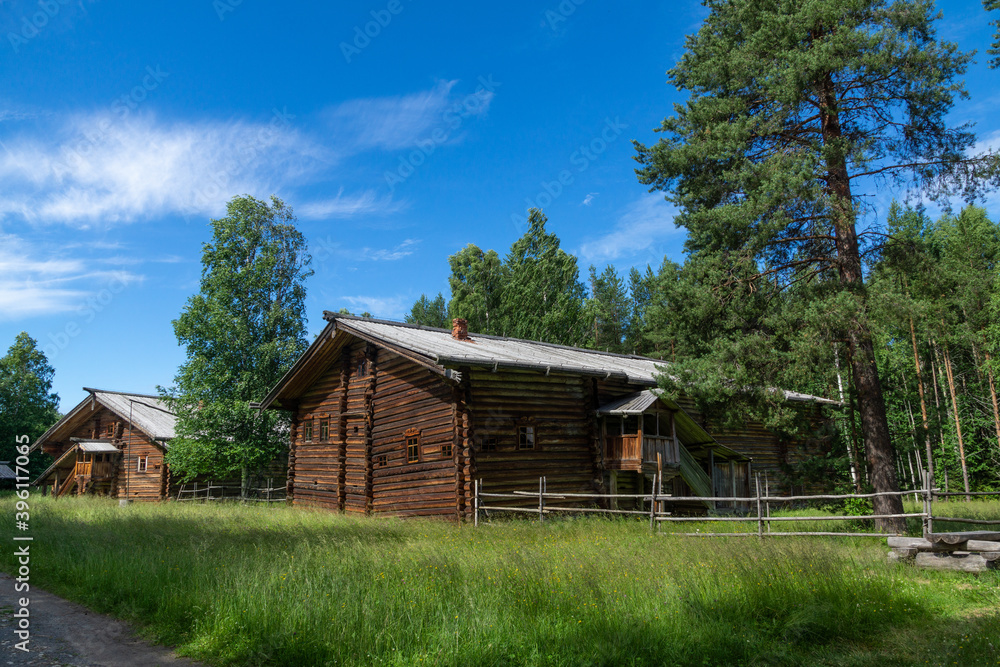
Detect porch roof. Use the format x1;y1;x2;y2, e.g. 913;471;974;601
77;440;121;453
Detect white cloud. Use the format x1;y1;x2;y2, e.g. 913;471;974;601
312;237;420;264
577;194;684;262
324;79;494;151
582;192;598;206
0;234;143;320
297;188;405;220
0;111;332;226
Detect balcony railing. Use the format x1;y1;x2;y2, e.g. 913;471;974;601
606;434;680;471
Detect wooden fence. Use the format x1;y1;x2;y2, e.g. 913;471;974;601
174;478;286;503
473;471;1000;537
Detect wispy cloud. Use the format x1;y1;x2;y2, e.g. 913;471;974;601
582;192;597;206
0;111;331;226
323;79;494;152
313;237;420;264
0;234;143;320
577;194;684;262
297;188;405;219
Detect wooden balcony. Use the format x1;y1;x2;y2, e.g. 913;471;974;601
73;460;116;480
606;435;681;472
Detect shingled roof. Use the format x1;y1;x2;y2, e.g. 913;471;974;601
261;313;836;409
29;388;175;453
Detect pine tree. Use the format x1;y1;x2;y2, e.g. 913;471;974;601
162;195;312;494
405;293;450;328
634;0;981;529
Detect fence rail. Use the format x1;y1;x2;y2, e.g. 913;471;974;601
473;470;999;537
174;478;286;503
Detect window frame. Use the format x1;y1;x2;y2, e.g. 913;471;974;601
517;425;536;451
136;456;148;473
303;419;314;443
319;419;329;442
405;428;421;463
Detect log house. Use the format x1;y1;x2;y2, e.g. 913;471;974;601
261;314;837;519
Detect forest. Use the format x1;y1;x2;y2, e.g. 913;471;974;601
404;201;1000;495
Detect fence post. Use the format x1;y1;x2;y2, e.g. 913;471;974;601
924;469;933;537
756;473;763;539
538;476;546;523
764;475;771;534
649;472;658;531
474;478;480;527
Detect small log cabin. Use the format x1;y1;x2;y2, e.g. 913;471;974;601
31;388;289;501
260;314;837;519
31;388;177;500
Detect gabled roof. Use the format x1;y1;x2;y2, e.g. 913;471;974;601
0;462;16;481
30;388;175;453
261;313;836;410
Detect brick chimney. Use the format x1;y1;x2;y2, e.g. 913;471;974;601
451;318;470;341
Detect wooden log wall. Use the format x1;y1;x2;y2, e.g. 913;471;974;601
470;369;598;507
370;349;457;518
291;343;351;510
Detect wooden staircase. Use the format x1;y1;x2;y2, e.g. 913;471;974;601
56;474;77;498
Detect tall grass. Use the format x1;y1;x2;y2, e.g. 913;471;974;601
3;497;999;666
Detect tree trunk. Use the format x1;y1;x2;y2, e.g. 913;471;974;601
833;344;861;490
818;71;902;530
985;352;1000;457
909;317;934;480
941;341;970;500
241;466;250;500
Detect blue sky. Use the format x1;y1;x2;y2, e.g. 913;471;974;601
1;0;998;412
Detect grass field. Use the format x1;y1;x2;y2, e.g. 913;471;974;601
2;496;999;667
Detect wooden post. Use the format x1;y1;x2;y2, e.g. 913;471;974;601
649;472;658;531
538;476;546;523
924;470;933;537
756;473;763;539
474;478;480;527
764;473;771;534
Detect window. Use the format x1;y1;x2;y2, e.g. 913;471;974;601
319;419;329;442
357;359;368;378
481;437;498;452
137;456;148;473
405;429;420;463
303;419;314;443
441;442;453;458
105;422;115;438
517;426;535;450
374;454;387;468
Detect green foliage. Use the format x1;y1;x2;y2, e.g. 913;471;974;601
405;292;449;328
447;210;588;345
584;265;632;354
987;0;1000;68
10;497;1000;666
161;195;311;487
0;332;58;476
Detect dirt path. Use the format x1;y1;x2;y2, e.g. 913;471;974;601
0;573;203;667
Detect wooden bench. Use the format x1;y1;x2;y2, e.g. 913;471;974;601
888;532;1000;572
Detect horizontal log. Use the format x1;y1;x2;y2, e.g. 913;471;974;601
926;531;1000;544
915;552;997;573
888;536;1000;552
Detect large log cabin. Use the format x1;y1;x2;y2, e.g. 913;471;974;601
260;313;837;519
31;388;177;500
